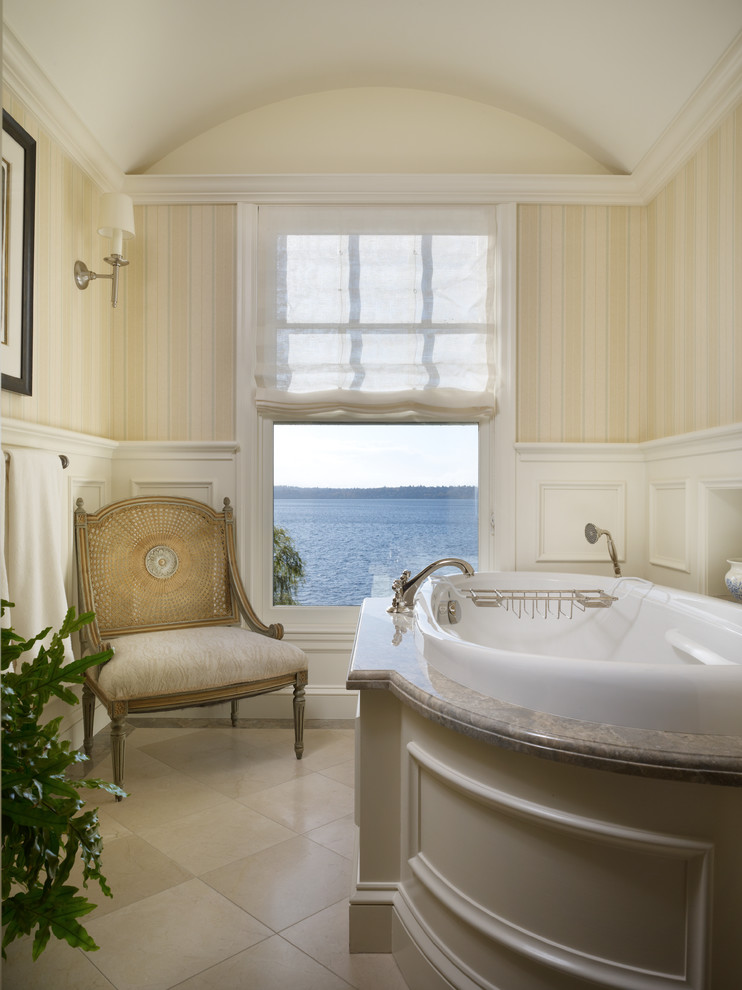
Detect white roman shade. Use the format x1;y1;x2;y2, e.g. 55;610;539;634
255;206;496;420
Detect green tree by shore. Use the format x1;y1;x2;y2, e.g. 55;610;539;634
273;526;306;605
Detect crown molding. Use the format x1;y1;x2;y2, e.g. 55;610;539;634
632;30;742;203
122;171;642;206
2;27;124;192
4;23;741;206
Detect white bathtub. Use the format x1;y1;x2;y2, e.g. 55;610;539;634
414;572;742;735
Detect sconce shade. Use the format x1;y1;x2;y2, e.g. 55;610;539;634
75;192;136;307
97;192;135;244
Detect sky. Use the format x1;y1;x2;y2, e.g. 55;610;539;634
273;423;478;488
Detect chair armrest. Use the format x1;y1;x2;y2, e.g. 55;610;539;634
231;574;285;640
222;498;285;640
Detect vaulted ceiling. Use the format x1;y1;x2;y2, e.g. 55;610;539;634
4;0;742;175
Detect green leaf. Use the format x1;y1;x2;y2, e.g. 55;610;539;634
2;800;69;830
1;604;117;960
2;885;101;957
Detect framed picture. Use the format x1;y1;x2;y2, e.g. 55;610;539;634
1;110;36;395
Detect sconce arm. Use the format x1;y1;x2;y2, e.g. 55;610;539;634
74;256;129;308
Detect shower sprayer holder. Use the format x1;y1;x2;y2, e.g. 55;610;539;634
585;523;622;576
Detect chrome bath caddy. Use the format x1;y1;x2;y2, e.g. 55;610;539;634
462;587;618;619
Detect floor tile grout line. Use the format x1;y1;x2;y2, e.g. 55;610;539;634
161;932;357;990
273;934;357;990
162;935;277;990
86;874;288;988
105;749;338;809
64;725;360;990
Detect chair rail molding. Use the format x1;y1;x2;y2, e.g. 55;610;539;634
1;417;118;459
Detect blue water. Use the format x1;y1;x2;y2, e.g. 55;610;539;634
273;497;478;606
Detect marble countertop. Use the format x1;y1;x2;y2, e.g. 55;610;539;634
346;598;742;786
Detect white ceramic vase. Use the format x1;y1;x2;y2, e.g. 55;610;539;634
724;558;742;602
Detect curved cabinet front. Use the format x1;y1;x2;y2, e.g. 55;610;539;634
351;693;742;990
401;731;714;990
348;599;742;990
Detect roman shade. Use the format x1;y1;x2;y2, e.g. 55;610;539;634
255;206;497;421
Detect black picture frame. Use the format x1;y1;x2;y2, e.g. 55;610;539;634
1;110;36;396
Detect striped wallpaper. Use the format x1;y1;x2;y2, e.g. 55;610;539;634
518;102;741;443
1;91;112;436
517;204;647;443
112;205;235;441
645;102;742;439
2;83;740;446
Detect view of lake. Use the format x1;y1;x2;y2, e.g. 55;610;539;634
273;491;478;606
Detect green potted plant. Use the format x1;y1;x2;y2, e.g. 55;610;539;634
2;601;123;960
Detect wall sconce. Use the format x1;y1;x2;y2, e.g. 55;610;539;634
74;192;135;308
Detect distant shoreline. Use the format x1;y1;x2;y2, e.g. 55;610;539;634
274;485;476;500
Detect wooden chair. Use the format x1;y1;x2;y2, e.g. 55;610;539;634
74;495;307;797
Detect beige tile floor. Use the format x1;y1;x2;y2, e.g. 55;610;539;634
3;720;409;990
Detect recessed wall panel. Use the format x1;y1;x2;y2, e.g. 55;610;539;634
649;481;689;571
538;482;625;562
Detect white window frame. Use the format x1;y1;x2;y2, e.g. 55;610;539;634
236;201;516;638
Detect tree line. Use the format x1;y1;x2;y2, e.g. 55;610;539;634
274;485;476;500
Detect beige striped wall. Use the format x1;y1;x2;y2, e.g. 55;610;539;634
112;205;235;440
517;204;648;442
3;84;740;445
645;103;742;439
1;90;112;435
1;88;235;443
518;102;741;443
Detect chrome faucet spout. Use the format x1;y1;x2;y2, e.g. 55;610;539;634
388;557;474;613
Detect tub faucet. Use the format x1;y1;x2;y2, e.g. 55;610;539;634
585;523;622;576
388;558;475;613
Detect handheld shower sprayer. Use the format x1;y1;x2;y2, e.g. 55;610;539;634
585;523;622;576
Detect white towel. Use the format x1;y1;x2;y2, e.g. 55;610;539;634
3;448;73;666
0;452;9;627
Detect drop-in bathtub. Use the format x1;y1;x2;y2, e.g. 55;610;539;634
414;572;742;735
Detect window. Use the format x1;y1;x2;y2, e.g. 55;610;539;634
273;422;479;606
243;203;505;620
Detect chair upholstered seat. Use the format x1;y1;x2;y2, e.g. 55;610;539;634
74;495;308;798
100;627;307;700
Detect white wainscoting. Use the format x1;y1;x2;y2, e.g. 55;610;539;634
649;481;690;572
514;442;644;578
515;423;742;595
642;425;742;596
537;480;627;564
111;440;239;508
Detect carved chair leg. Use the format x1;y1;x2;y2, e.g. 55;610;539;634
293;678;305;760
231;698;240;727
110;705;128;800
82;682;95;757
